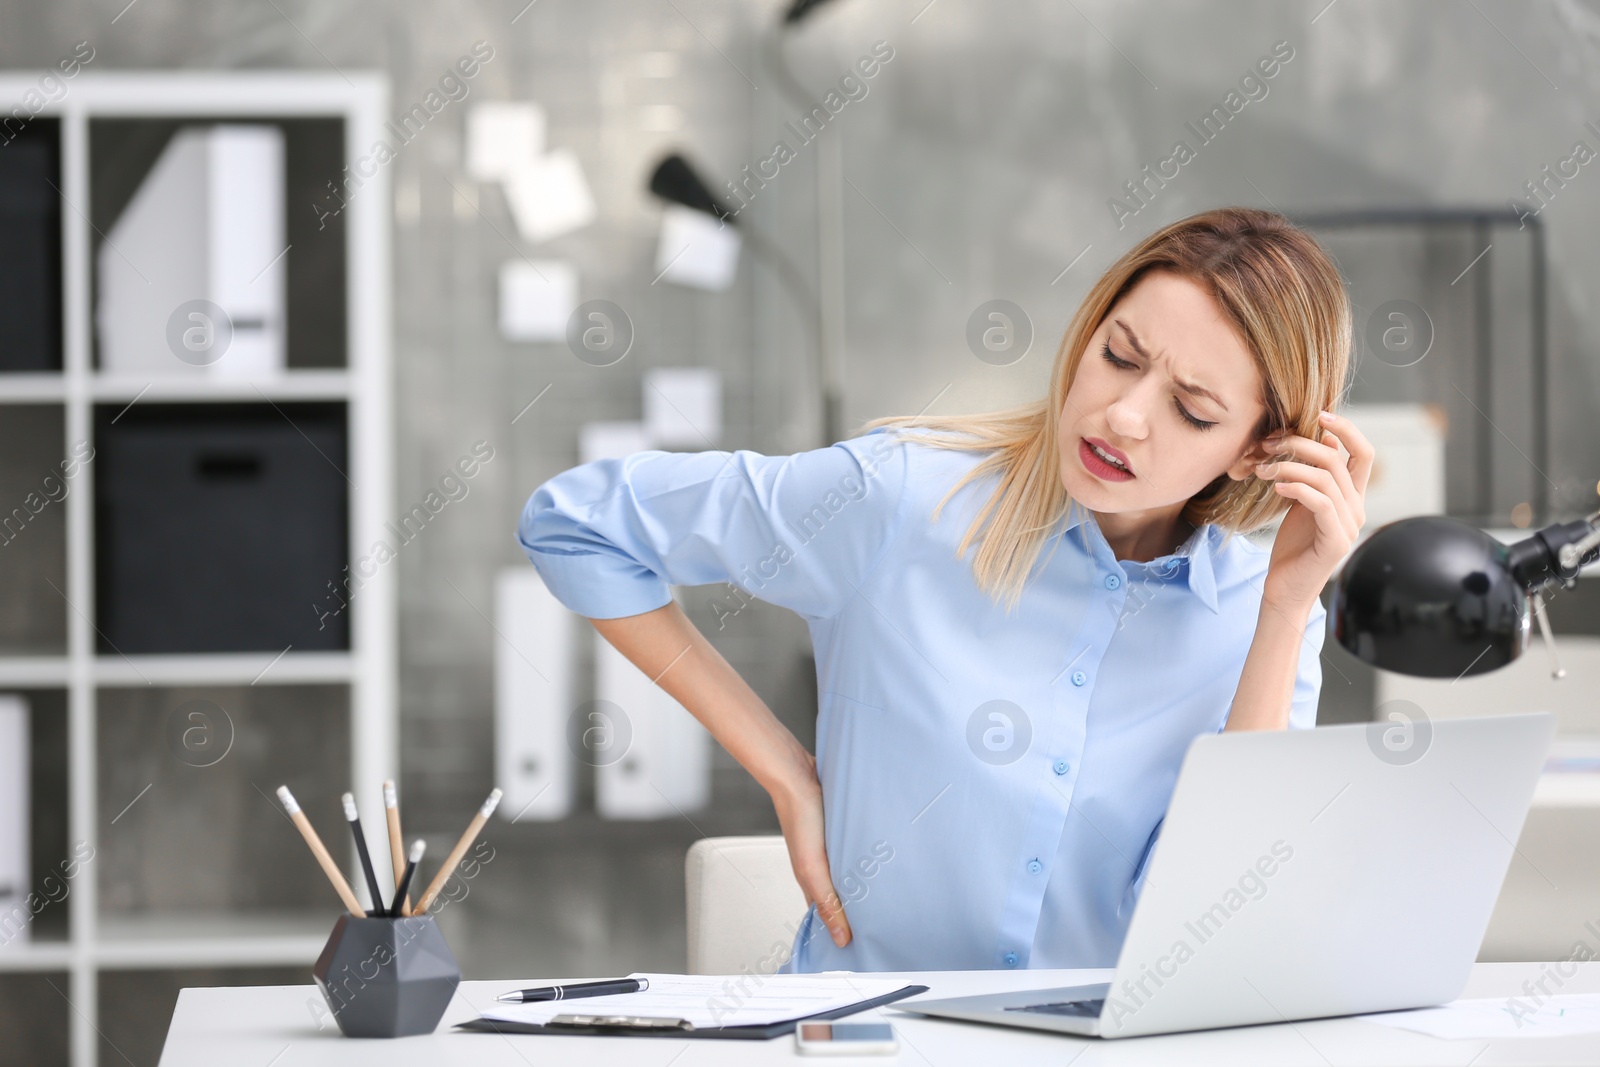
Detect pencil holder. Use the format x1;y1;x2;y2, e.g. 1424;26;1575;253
312;913;461;1038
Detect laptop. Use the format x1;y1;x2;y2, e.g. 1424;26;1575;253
893;713;1554;1039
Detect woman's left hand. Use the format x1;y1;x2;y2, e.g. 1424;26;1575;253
1253;409;1375;610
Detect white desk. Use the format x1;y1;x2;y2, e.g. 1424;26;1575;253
159;963;1600;1066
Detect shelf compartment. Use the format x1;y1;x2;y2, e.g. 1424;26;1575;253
0;972;71;1064
12;689;72;948
96;684;351;916
0;116;63;374
89;116;347;374
93;401;350;655
0;404;69;656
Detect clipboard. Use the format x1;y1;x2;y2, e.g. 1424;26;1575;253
454;983;929;1040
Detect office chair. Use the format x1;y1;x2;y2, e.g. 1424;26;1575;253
685;836;809;975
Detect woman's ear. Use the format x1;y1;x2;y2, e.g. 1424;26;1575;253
1224;433;1280;482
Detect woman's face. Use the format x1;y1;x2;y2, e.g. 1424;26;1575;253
1057;270;1273;514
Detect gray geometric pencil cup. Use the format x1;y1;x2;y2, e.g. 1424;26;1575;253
313;914;461;1037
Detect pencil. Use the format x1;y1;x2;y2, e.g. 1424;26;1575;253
414;787;501;914
276;785;365;917
342;792;386;915
383;780;411;916
391;840;425;918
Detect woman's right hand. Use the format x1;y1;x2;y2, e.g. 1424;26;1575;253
585;603;852;947
771;753;852;949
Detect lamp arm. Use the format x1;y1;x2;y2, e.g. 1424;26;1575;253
1557;517;1600;572
1506;506;1600;591
761;22;845;448
761;23;823;114
1494;509;1598;681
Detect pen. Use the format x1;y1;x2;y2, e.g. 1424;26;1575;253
496;977;649;1003
342;792;386;915
390;839;425;918
276;785;365;917
383;780;411;916
414;787;501;914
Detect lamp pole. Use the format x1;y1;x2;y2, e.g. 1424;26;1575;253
647;154;830;449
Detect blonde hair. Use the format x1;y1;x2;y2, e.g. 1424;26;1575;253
863;207;1352;612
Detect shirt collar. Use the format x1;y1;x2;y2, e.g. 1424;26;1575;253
1060;500;1221;615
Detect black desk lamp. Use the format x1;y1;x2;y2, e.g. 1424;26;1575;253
648;154;735;224
1331;510;1600;678
647;153;830;447
647;1;848;445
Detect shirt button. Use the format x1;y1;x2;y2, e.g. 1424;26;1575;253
1027;858;1043;874
1071;671;1087;687
1105;573;1121;589
1053;759;1070;776
1003;952;1020;968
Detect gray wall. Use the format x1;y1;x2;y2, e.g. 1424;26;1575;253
8;0;1600;1003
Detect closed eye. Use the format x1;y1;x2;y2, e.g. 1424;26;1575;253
1101;341;1217;431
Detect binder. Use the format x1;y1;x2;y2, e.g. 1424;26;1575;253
593;611;712;818
493;567;576;821
454;983;928;1039
97;123;285;378
577;420;712;820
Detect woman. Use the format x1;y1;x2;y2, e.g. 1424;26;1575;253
518;207;1372;973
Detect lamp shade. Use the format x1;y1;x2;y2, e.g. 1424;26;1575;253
647;154;736;224
1331;516;1530;679
782;0;838;23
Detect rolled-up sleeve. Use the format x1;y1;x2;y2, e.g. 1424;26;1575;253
515;428;911;621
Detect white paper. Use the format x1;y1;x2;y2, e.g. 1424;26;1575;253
1357;995;1600;1040
503;148;597;243
467;102;545;182
498;259;577;341
643;367;721;446
579;421;652;464
654;203;741;290
480;973;911;1029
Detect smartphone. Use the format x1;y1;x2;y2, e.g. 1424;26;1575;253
794;1021;898;1055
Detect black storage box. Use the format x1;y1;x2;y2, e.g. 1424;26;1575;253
94;402;350;653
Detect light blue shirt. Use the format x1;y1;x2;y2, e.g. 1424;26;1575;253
517;426;1327;972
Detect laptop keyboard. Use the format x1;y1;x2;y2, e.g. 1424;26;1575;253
1005;998;1105;1018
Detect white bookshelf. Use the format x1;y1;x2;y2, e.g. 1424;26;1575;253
0;72;394;1067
